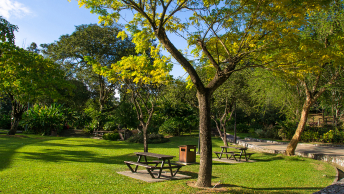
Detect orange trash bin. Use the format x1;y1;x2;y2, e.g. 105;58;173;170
179;145;196;163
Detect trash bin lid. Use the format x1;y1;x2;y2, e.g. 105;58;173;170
178;145;197;147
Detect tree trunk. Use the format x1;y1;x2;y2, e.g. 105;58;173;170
195;91;212;187
7;97;26;135
99;75;107;130
234;103;237;144
143;124;148;152
223;126;228;146
285;98;313;155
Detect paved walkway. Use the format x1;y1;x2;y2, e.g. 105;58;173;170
236;138;344;170
242;139;344;156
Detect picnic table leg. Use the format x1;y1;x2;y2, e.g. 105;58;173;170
243;150;248;161
239;150;243;161
167;159;173;177
135;155;142;172
158;159;165;178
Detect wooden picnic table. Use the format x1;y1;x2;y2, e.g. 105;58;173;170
124;152;183;178
214;146;253;161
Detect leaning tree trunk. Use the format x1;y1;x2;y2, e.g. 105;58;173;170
195;91;212;187
285;98;314;155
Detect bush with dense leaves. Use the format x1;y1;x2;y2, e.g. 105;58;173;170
322;129;344;143
127;133;169;144
21;104;68;135
103;132;120;141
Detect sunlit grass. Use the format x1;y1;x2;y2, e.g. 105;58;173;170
0;134;336;193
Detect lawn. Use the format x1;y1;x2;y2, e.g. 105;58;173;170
0;134;336;194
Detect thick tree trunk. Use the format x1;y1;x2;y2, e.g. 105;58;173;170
195;91;212;188
7;97;26;135
285;98;313;155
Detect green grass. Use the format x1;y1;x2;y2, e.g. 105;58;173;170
0;134;336;194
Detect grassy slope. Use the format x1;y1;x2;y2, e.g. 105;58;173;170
0;134;336;194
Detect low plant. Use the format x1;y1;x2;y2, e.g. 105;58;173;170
21;104;67;135
103;132;120;141
127;133;169;144
322;129;344;143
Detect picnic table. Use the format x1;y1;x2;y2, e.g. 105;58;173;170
124;152;183;178
214;146;253;161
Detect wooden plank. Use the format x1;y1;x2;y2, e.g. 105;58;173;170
135;152;175;160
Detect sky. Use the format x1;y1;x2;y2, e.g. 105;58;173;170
0;0;187;78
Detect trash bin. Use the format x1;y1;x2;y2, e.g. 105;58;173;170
179;145;196;163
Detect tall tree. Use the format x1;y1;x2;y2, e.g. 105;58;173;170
41;24;136;130
264;2;344;155
0;44;69;135
74;0;327;187
0;16;18;45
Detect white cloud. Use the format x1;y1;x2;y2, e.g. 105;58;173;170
0;0;31;19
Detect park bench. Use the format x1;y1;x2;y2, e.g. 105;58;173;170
214;146;253;161
124;152;183;178
93;130;112;137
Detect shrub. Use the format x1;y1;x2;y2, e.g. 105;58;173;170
235;123;249;133
277;121;297;140
0;114;11;129
103;133;120;141
159;118;184;136
322;129;344;143
21;104;67;135
127;133;169;144
301;131;320;142
103;121;117;131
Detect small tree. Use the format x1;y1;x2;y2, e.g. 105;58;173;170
87;44;172;152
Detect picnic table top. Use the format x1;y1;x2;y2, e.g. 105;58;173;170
221;146;247;150
135;152;175;159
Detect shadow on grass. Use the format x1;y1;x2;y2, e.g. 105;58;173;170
21;149;135;165
0;135;62;171
209;184;324;194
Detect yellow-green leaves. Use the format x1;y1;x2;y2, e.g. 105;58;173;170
0;43;68;103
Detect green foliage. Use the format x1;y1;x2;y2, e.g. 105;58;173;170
0;16;18;44
234;123;250;133
277;121;298;140
102;132;120;141
159;117;183;136
301;131;320;142
0;114;10;129
21;104;69;135
127;133;169;144
255;127;280;139
322;129;344;143
103;121;117;131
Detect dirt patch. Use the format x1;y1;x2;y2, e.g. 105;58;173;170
187;181;229;193
311;163;326;171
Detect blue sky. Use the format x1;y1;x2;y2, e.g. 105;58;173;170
0;0;186;78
